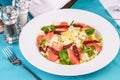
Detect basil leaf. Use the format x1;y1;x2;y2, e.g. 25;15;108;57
81;45;95;57
59;50;70;65
41;39;46;45
41;26;49;32
85;46;95;57
85;29;95;35
80;45;86;52
87;51;95;57
50;25;56;31
60;59;70;65
85;46;95;52
59;50;68;60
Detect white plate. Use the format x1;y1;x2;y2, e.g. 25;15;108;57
19;9;120;76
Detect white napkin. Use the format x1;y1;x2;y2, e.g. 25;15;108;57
29;0;70;17
100;0;120;26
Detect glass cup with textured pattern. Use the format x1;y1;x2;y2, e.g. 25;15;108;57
1;6;19;44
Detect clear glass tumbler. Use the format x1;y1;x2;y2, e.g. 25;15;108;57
1;6;19;44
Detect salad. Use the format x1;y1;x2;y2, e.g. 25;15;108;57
36;21;102;65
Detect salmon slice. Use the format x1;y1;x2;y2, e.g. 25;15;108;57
67;49;79;64
45;31;54;42
47;51;59;62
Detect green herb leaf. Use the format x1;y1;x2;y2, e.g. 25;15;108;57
85;46;95;57
85;46;95;52
85;29;95;35
59;50;70;65
80;45;95;57
80;45;86;52
41;26;49;32
87;51;95;57
60;59;70;64
50;25;56;31
41;39;46;45
59;50;68;60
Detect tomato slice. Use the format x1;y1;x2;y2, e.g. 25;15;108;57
67;49;79;64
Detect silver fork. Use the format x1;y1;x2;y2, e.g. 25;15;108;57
2;47;42;80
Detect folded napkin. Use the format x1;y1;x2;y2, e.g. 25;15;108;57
29;0;70;17
100;0;120;26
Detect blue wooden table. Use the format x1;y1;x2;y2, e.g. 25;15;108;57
0;0;120;80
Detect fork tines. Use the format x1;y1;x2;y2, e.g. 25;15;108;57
2;47;17;63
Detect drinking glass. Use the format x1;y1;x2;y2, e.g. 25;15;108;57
1;6;19;44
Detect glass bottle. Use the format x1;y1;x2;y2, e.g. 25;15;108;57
12;0;31;31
